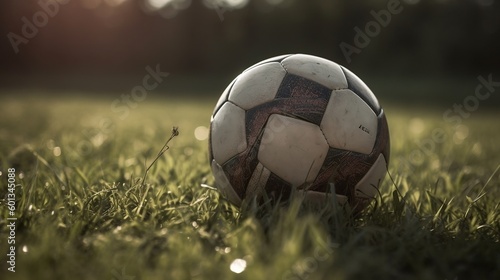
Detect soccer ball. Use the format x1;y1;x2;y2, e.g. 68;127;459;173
209;54;390;211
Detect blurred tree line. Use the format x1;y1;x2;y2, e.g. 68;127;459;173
0;0;498;90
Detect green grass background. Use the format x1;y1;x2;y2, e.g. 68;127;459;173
0;93;499;280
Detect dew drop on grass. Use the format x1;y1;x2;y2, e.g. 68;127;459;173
19;172;24;179
230;258;247;274
22;245;28;253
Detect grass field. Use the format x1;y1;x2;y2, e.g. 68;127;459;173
1;93;499;280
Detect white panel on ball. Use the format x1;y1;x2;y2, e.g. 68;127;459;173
211;160;242;206
211;102;247;164
258;114;329;187
243;54;292;73
341;66;381;113
320;89;378;154
246;162;271;198
228;62;286;110
281;54;348;90
213;78;236;116
354;154;387;199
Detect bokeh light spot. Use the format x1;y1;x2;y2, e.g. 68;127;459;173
53;147;62;157
409;118;425;135
230;258;247;273
194;126;209;141
453;125;469;144
472;142;483;156
147;0;173;10
224;0;249;8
